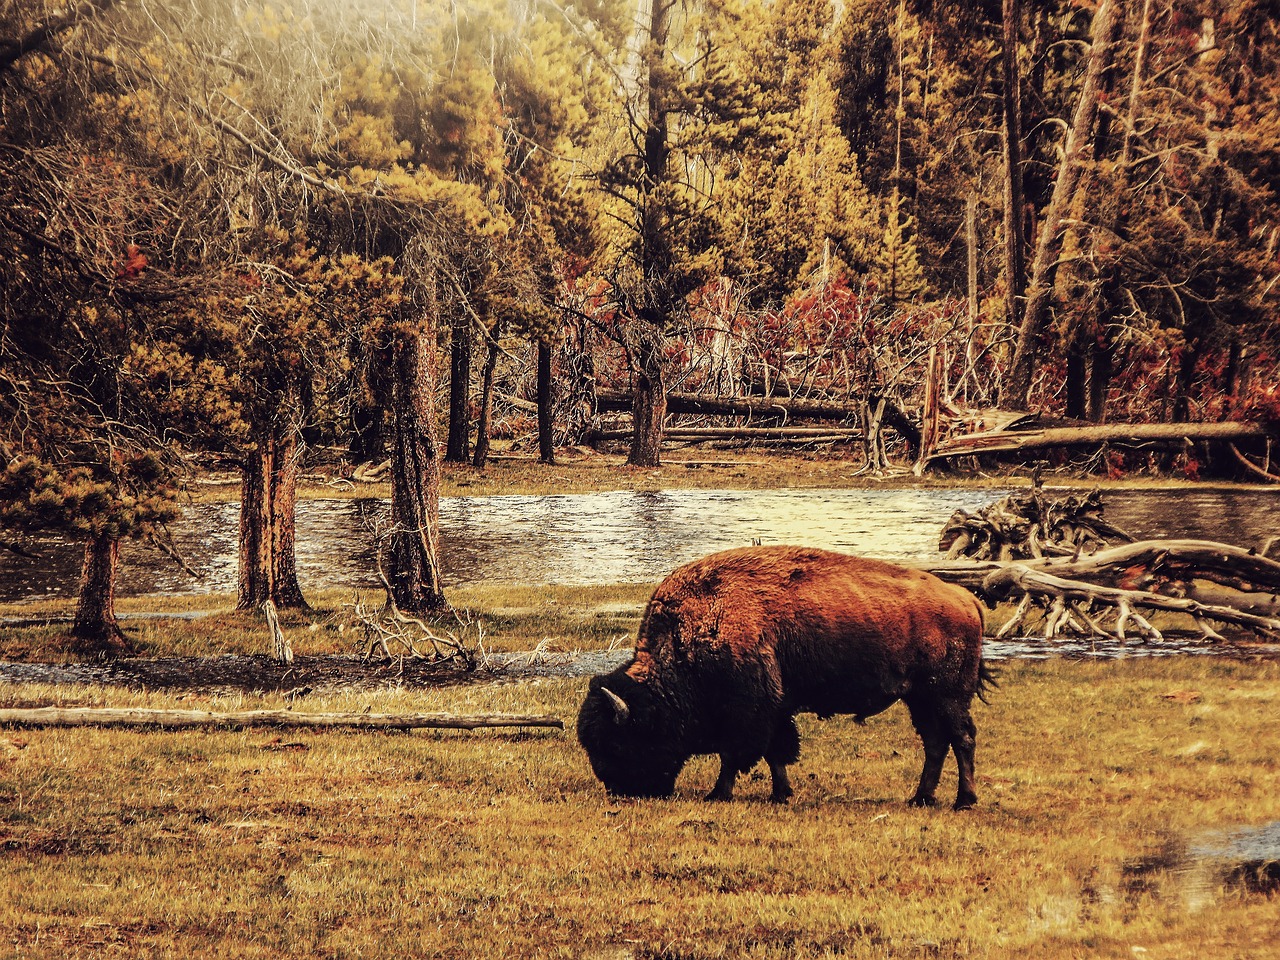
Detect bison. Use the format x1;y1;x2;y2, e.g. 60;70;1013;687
577;546;992;809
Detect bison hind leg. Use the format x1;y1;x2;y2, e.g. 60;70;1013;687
906;695;979;811
905;697;951;809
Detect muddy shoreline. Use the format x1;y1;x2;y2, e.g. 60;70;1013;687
0;649;633;696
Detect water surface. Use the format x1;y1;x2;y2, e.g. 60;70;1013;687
2;485;1278;603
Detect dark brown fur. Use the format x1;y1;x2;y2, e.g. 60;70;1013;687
577;546;989;808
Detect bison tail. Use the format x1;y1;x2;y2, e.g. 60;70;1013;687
976;660;1000;704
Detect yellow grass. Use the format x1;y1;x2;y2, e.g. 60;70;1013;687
1;658;1277;959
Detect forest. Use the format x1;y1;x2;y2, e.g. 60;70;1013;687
2;0;1279;654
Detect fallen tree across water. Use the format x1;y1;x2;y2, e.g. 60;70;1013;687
0;706;565;732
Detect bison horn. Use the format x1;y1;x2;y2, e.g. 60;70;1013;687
602;687;630;724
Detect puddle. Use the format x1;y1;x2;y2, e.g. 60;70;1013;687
1122;822;1280;909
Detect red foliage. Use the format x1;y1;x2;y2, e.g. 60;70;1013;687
114;243;148;279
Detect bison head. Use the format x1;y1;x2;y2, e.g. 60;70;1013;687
577;673;686;799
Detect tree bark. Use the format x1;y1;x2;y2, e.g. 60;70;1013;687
624;0;677;469
1007;0;1123;408
446;315;472;463
69;534;130;656
628;327;667;467
537;338;555;464
1088;326;1113;422
1001;0;1027;331
472;335;500;469
237;425;307;611
388;324;446;613
1066;327;1088;420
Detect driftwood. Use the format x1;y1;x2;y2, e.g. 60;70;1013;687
925;421;1269;465
981;563;1280;642
940;484;1131;561
0;706;564;731
263;599;293;665
920;480;1280;641
921;537;1280;642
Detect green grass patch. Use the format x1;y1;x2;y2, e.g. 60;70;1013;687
1;658;1277;958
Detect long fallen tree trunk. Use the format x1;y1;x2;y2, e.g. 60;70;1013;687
0;706;565;731
926;421;1269;465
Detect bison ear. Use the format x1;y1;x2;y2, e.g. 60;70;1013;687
602;687;631;725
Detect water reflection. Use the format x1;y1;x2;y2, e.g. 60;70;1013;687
1;485;1278;603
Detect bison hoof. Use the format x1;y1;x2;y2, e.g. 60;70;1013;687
953;793;978;811
769;789;792;805
908;794;937;808
705;788;733;802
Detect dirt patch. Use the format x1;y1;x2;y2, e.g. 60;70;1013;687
0;650;630;696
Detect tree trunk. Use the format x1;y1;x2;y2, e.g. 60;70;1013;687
0;706;564;732
446;315;472;463
624;0;676;469
1001;0;1027;331
1066;327;1088;420
388;324;446;613
472;335;500;469
628;328;666;467
1089;329;1112;422
537;339;555;465
1007;0;1123;408
69;534;130;656
237;425;307;611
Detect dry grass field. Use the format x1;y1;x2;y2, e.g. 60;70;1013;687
1;655;1278;959
3;462;1277;958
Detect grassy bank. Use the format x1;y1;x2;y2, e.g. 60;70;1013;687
187;447;1241;504
1;658;1277;959
0;584;652;662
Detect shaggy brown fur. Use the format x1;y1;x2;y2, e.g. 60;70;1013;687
577;546;989;808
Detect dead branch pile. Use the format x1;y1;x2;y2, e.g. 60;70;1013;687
939;481;1132;560
924;487;1280;643
347;593;477;668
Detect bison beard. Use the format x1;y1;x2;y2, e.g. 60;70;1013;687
577;546;990;809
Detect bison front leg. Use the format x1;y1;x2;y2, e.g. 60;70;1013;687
764;714;801;804
706;755;740;801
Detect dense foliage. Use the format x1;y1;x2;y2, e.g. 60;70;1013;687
2;0;1279;644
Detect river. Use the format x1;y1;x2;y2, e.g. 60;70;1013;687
3;485;1279;604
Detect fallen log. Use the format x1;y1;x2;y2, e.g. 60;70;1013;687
0;706;565;732
596;389;921;445
590;426;864;443
926;420;1270;465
